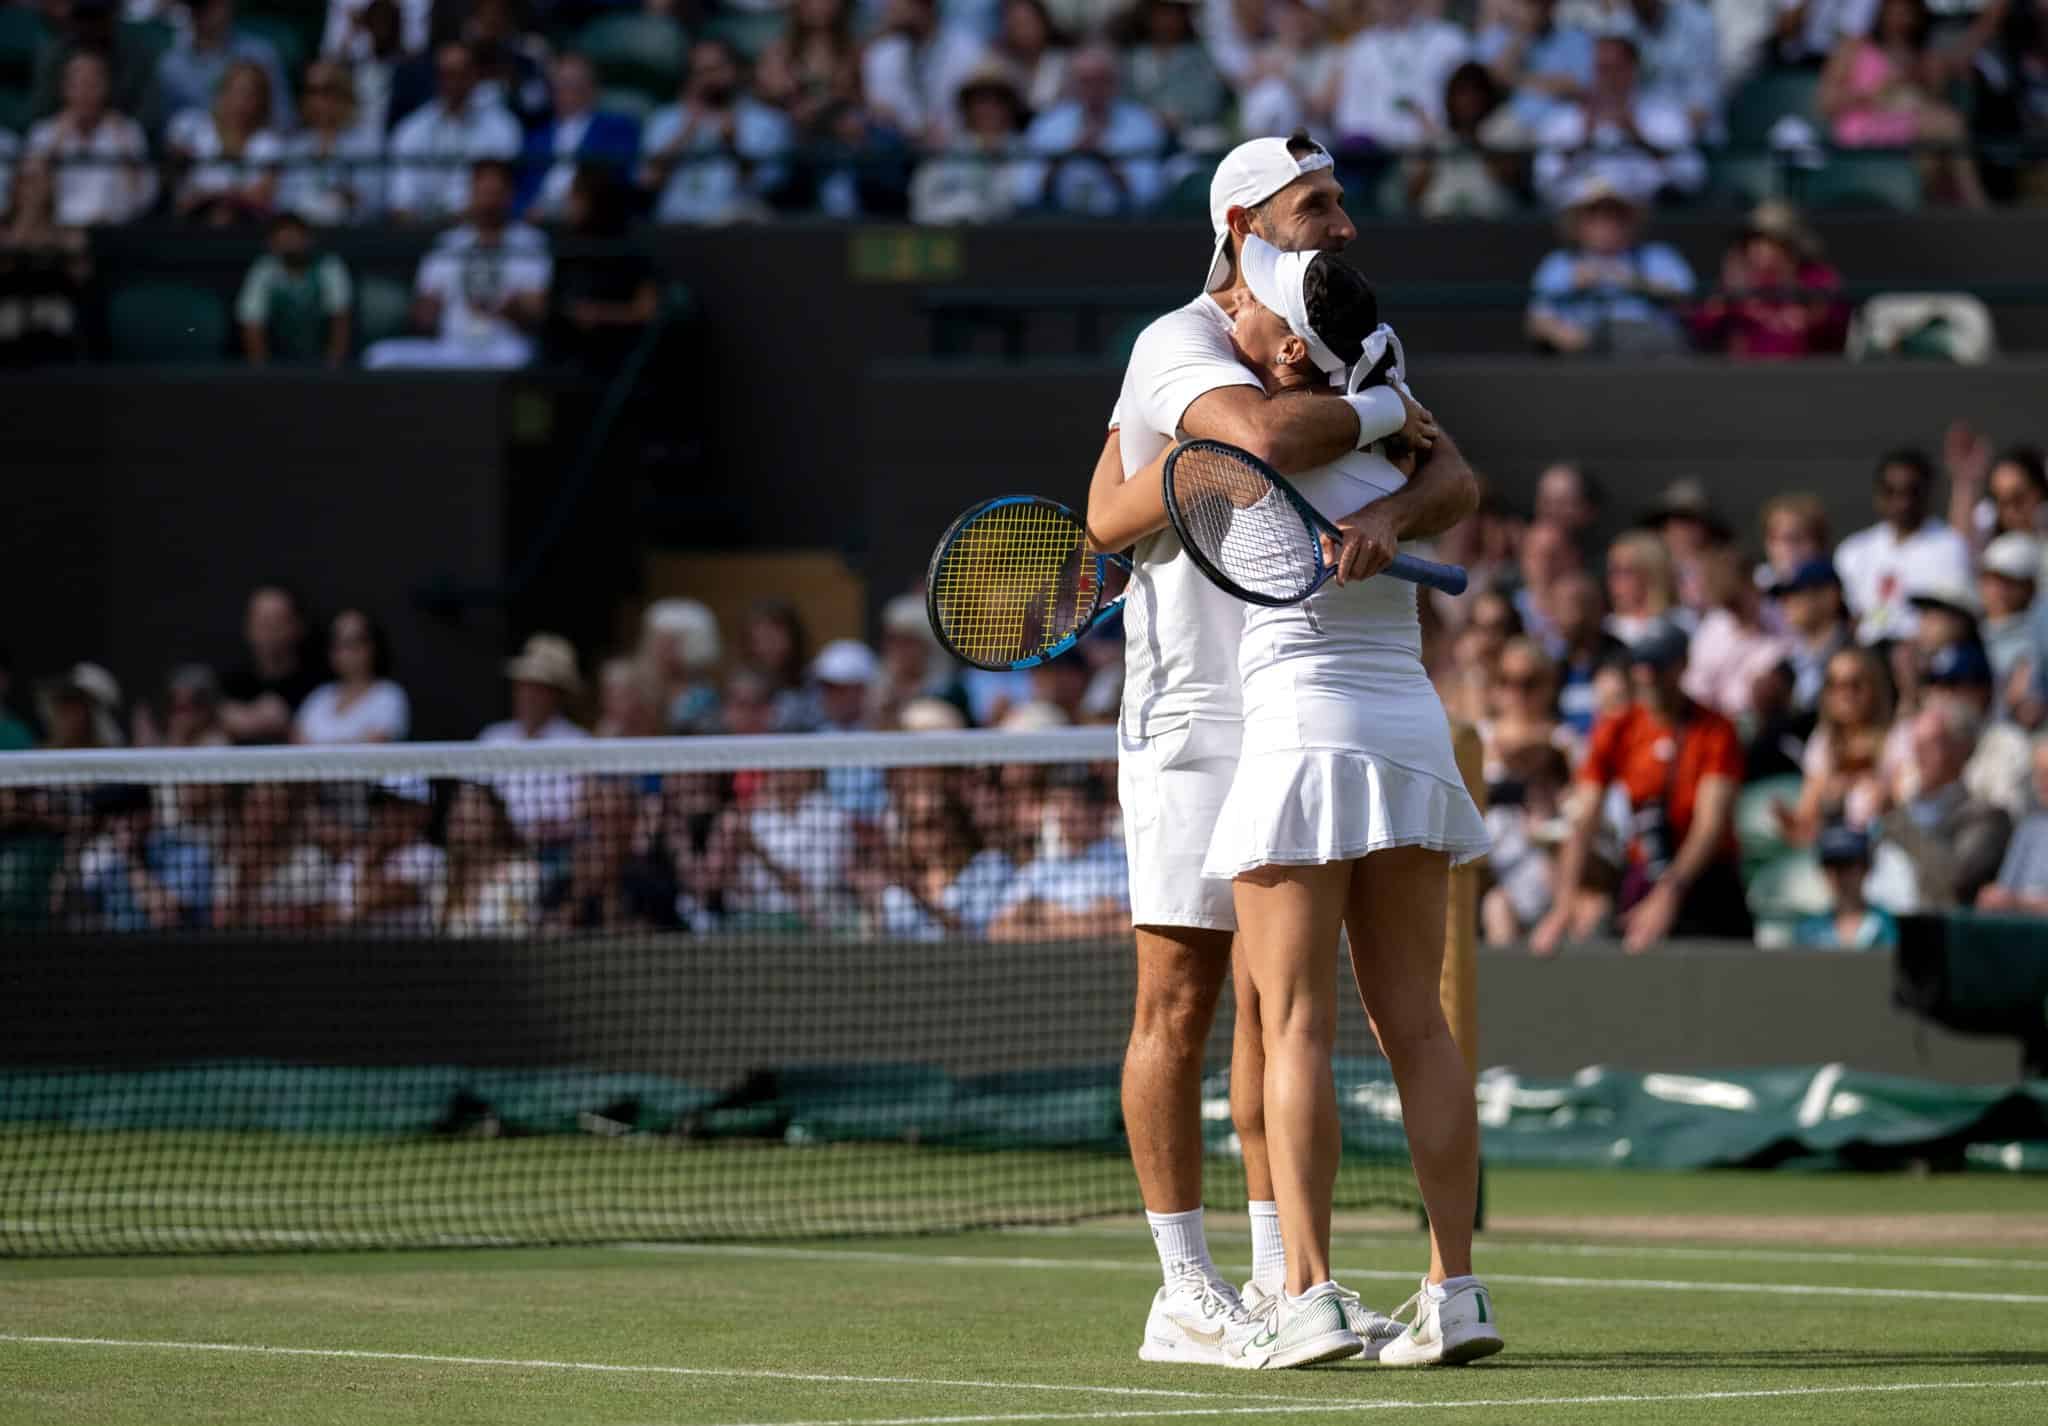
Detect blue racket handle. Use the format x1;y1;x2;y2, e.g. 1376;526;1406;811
1386;552;1468;597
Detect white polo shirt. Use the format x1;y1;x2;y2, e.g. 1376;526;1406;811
1834;517;1973;644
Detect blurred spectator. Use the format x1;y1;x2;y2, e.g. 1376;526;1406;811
716;667;782;735
0;158;93;366
909;64;1034;223
294;608;410;744
546;165;658;368
388;42;522;224
1981;532;2041;714
812;639;881;733
1688;202;1848;360
1535;460;1602;553
871;592;969;727
365;160;551;369
481;634;589;743
1481;742;1587;946
1547;569;1628;736
323;0;434;62
1758;491;1832;597
863;0;984;145
1125;0;1230;145
1330;0;1474;152
1532;33;1703;208
1525;178;1694;356
1401;59;1525;219
756;0;865;134
1876;701;2012;908
520;53;641;221
1779;643;1894;841
219;585;320;744
1906;580;1980;663
1475;0;1594;134
155;0;293;132
1016;43;1167;214
1603;529;1681;644
1231;0;1339;138
860;770;1016;938
278;60;384;224
212;783;336;930
1535;624;1750;952
1480;635;1574;784
1642;478;1725;618
449;0;551;133
987;766;1128;940
1742;657;1812;781
1945;423;2047;554
25;52;157;226
900;695;968;731
1023;650;1089;725
345;0;409;136
131;664;230;747
1791;823;1898;949
740;600;818;730
1977;735;2048;914
998;699;1072;729
548;776;683;930
36;662;124;749
0;648;34;750
1771;559;1851;711
1629;0;1721;135
330;777;442;932
986;0;1074;115
1921;639;2032;820
1439;586;1523;725
1510;518;1581;645
1682;539;1792;721
640;598;723;734
29;0;165;122
808;96;917;218
436;781;541;936
714;767;856;929
1775;0;1880;68
237;211;354;367
639;39;794;224
1834;448;1972;645
77;782;214;931
594;656;665;738
168;57;282;225
1819;0;1996;207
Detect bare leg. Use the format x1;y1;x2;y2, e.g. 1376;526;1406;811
1346;845;1477;1282
1235;862;1348;1294
1123;925;1232;1212
1229;945;1273;1203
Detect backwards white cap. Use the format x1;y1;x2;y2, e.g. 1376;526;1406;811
1204;134;1335;294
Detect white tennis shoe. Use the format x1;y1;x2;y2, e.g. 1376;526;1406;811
1222;1282;1363;1370
1242;1278;1403;1361
1138;1264;1250;1366
1376;1276;1504;1367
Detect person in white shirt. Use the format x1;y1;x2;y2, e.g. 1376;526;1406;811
1626;0;1723;135
1078;133;1474;1367
1834;448;1973;645
478;632;590;849
387;41;522;224
984;767;1130;940
278;59;383;224
330;777;445;933
639;38;793;225
1532;32;1704;208
323;0;433;61
294;608;411;744
1774;0;1877;65
168;59;283;225
364;159;551;369
25;51;156;227
1013;44;1169;214
1330;0;1473;150
861;0;986;144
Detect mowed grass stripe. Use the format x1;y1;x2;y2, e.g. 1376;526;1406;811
626;1243;2048;1305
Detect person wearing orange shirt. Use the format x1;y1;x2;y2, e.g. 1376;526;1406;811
1531;623;1749;954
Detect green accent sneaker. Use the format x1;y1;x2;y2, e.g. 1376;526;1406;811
1223;1285;1364;1370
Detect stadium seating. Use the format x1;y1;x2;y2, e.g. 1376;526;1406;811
238;14;312;90
1801;154;1924;211
108;281;230;363
576;14;687;104
353;274;413;350
1726;70;1821;149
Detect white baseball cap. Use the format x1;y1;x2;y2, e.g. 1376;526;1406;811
1203;134;1335;294
811;638;880;686
1982;531;2043;583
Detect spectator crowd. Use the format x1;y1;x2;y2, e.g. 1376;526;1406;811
7;419;2048;947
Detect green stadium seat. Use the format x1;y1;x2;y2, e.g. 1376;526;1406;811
122;17;177;67
1800;154;1922;211
702;11;785;62
0;6;45;84
108;281;231;363
1735;774;1803;877
598;86;657;122
1745;849;1831;921
1726;70;1819;149
238;15;311;93
1707;153;1781;207
576;14;688;98
0;84;29;133
354;274;413;349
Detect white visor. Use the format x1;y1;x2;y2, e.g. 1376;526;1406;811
1239;233;1347;381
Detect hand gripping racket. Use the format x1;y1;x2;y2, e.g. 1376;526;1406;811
925;495;1131;671
1162;439;1468;607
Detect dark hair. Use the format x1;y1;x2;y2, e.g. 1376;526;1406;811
1301;253;1379;370
1995;445;2048;497
745;599;810;690
568;162;630;236
692;36;746;73
471;157;516;187
332;608;395;679
1442;61;1503;125
1878;0;1933;48
268;209;310;236
1876;448;1933;489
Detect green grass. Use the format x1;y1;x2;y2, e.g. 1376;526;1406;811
5;1167;2047;1425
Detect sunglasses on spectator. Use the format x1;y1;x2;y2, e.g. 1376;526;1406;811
1499;671;1546;690
1472;617;1513;634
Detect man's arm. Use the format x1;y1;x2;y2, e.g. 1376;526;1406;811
1325;426;1481;582
1179;382;1434;475
1622;773;1736;953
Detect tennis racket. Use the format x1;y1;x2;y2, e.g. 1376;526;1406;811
1162;439;1468;607
925;495;1131;671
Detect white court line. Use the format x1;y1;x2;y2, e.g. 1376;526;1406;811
0;1336;1267;1403
700;1380;2048;1426
626;1243;2048;1306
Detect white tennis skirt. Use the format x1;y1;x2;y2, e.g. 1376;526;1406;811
1202;748;1491;879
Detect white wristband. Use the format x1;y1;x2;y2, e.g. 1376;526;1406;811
1342;388;1405;450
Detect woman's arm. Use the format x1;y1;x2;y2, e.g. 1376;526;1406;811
1084;427;1173;552
1530;780;1603;954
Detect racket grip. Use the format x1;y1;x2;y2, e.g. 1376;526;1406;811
1387;552;1469;596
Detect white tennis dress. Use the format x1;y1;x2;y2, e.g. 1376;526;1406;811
1202;450;1490;878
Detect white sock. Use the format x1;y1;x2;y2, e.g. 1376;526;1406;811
1248;1200;1285;1289
1146;1208;1215;1285
1287;1280;1337;1305
1428;1274;1477;1301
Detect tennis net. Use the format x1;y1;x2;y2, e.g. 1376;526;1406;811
0;731;1420;1256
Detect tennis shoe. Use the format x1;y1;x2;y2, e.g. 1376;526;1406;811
1243;1277;1400;1359
1377;1276;1503;1367
1138;1262;1251;1367
1222;1282;1362;1370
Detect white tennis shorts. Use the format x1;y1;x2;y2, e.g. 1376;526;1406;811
1117;717;1242;932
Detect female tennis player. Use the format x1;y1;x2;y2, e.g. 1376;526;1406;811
1202;236;1499;1368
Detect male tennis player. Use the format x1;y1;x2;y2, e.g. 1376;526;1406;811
1084;132;1479;1370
